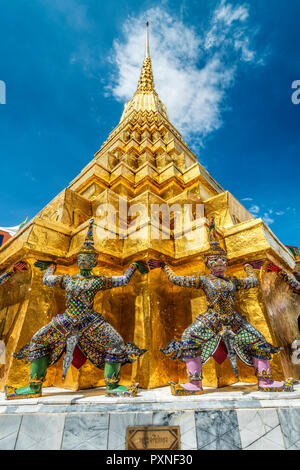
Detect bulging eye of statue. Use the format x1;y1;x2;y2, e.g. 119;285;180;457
206;255;227;267
77;254;97;267
215;256;226;263
90;255;98;267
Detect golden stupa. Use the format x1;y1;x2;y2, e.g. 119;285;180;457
0;24;299;391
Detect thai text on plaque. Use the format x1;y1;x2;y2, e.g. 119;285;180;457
126;426;180;450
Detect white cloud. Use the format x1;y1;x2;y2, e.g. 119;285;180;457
214;1;249;25
247;204;275;225
243;199;294;228
262;212;274;225
25;172;37;183
249;205;260;215
107;2;264;145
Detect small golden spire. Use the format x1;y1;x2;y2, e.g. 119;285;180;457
135;21;154;93
119;19;169;122
145;21;149;58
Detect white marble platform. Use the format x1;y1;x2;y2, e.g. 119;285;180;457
0;382;299;450
1;381;300;411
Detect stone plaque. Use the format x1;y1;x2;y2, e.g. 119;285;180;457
126;426;180;450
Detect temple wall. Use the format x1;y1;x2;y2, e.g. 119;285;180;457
0;264;32;390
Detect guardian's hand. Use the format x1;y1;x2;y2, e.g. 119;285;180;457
245;260;265;270
148;259;165;270
266;263;281;273
34;260;56;271
132;260;149;275
13;261;28;273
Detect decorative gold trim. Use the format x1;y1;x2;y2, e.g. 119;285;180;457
105;383;139;397
258;378;294;392
255;369;272;380
169;381;203;396
104;375;120;386
29;374;46;386
187;372;203;381
4;385;42;400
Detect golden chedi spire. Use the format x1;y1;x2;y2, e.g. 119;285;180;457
136;22;154;93
146;20;150;58
120;22;169;122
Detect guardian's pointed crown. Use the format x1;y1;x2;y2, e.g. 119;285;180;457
79;219;97;255
205;217;227;256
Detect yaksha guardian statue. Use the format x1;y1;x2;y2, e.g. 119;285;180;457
149;218;295;395
5;219;148;400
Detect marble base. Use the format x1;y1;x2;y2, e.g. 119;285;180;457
0;382;299;450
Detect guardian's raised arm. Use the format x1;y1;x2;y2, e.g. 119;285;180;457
267;263;300;295
149;259;204;289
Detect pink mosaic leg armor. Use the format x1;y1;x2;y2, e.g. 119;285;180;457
180;356;203;391
252;357;294;392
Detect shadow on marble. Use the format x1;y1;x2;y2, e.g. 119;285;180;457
278;408;300;450
152;411;197;450
15;414;65;450
237;409;285;450
0;415;22;450
62;413;109;450
195;410;242;450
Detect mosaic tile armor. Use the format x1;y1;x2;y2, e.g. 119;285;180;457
278;269;300;294
161;263;273;367
0;271;13;286
17;264;146;370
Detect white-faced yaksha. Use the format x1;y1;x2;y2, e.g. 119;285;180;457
149;217;298;395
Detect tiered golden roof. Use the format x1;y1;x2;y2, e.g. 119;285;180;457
0;24;298;391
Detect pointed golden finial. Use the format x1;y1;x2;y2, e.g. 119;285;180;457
119;18;169;122
145;21;149;58
135;21;154;93
119;19;169;121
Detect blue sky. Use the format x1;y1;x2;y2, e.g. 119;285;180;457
0;0;299;246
